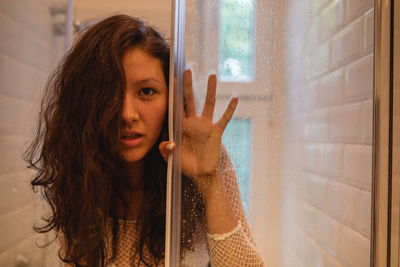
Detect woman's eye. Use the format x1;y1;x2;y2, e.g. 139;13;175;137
139;87;156;96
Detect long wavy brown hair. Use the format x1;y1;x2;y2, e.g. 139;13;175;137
24;15;204;266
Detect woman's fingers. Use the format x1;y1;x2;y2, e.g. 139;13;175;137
216;97;238;133
202;74;216;119
159;141;176;162
183;69;196;117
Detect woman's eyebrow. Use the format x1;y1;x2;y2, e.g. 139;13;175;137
135;78;162;85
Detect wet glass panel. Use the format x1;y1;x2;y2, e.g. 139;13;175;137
182;0;375;266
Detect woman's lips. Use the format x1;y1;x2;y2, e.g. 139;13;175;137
120;134;143;147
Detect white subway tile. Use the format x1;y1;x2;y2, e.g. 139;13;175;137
0;95;37;136
304;81;320;110
302;144;317;171
21;27;54;71
0;14;23;62
293;172;309;201
292;199;317;237
281;0;372;265
362;99;373;144
325;181;342;219
313;208;341;257
331;17;364;69
285;83;308;112
0;230;56;267
0;203;37;253
319;0;345;42
282;222;325;267
0;13;54;71
359;192;371;238
303;174;328;210
311;41;330;78
288;55;310;86
287;81;319;112
0;136;28;176
318;68;345;107
337;184;361;229
282;144;305;171
297;228;325;267
305;108;329;142
328;102;363;143
314;144;344;180
344;54;373;102
0;234;42;267
0;0;53;43
345;0;374;24
343;144;372;192
0;55;46;101
324;252;344;267
364;9;374;54
285;0;312;38
337;226;370;267
0;171;34;215
307;17;320;50
310;0;332;16
285;113;308;141
334;183;370;236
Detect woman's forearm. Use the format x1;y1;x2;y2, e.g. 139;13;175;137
200;173;238;234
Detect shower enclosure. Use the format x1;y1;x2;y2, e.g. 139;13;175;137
166;0;399;266
0;0;398;266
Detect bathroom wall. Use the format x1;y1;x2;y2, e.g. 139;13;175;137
74;0;171;38
0;1;170;266
279;0;374;266
0;0;61;265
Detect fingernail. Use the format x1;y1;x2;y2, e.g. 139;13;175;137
166;143;175;151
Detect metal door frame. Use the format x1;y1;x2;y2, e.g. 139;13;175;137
372;0;399;266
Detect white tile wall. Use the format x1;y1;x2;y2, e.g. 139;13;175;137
344;54;374;102
343;144;372;191
280;0;374;266
319;0;345;42
0;1;61;265
0;171;34;215
319;68;345;107
0;55;46;101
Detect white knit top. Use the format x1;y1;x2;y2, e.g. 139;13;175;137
103;149;264;266
103;218;263;266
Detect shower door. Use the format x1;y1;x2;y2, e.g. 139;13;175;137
169;0;377;266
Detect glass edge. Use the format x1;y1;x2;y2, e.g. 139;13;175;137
165;0;186;266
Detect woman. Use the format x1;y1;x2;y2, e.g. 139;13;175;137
25;15;264;266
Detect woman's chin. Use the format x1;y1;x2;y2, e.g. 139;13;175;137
120;151;146;163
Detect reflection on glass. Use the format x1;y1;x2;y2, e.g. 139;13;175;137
219;0;254;82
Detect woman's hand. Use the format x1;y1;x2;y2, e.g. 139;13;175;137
159;69;238;195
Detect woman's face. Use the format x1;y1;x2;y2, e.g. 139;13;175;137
118;47;168;163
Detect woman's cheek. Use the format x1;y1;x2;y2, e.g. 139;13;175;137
147;102;167;138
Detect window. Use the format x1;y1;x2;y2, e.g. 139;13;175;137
219;0;255;82
222;118;252;214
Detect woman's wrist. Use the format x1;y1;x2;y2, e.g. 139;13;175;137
191;172;221;200
193;172;238;234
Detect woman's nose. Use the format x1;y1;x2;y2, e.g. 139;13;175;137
121;93;140;124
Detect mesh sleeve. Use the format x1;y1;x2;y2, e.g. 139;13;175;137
207;222;264;266
206;147;264;266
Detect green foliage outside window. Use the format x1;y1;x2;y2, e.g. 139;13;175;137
222;118;251;215
219;0;254;82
